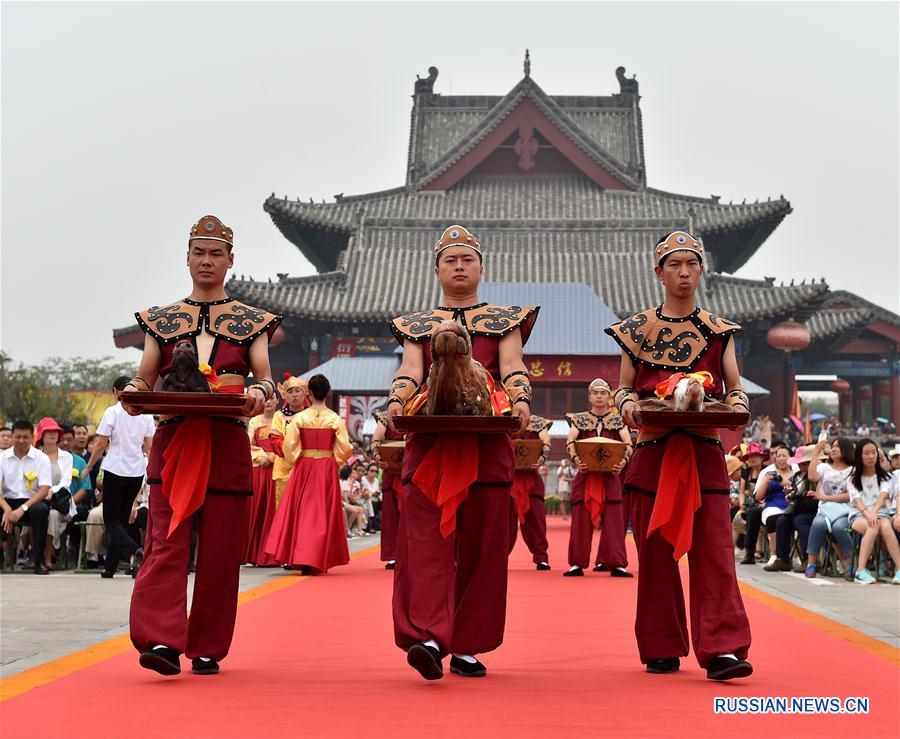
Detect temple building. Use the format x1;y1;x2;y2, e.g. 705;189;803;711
114;59;900;432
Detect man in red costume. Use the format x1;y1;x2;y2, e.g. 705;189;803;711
125;215;280;677
606;231;752;681
387;225;538;680
563;379;633;577
509;415;553;570
371;410;404;570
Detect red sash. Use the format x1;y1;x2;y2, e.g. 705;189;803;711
411;434;478;538
584;473;606;528
646;433;701;560
160;385;244;538
510;471;532;524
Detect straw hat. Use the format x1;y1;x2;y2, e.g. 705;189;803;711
788;444;817;465
725;455;744;477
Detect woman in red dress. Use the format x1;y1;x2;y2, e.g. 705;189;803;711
264;375;352;574
245;396;278;566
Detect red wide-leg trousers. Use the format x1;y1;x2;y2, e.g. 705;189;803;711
629;491;751;667
567;472;628;570
130;486;249;661
380;472;400;562
392;433;513;657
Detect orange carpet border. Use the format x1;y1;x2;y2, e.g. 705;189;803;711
0;544;379;702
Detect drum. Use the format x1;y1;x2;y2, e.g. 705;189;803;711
380;441;405;473
514;439;543;470
574;437;627;472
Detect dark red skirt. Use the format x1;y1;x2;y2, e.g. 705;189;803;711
245;465;277;565
264;456;350;572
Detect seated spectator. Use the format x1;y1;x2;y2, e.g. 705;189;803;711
848;439;900;585
765;445;819;572
60;424;93;560
85;472;106;568
339;466;366;538
34;418;77;570
805;437;854;578
0;427;12;451
348;463;371;535
361;462;382;532
889;444;900;472
752;445;795;568
0;419;52;574
735;443;766;558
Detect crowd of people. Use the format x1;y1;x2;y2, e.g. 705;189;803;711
4;395;899;586
727;433;900;584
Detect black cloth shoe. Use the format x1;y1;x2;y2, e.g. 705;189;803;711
563;567;584;577
191;657;220;675
450;656;487;677
406;643;443;681
385;561;396;570
85;559;100;570
536;562;551;571
133;548;144;567
610;567;634;578
646;657;680;674
100;570;115;579
593;563;608;572
33;564;51;575
706;656;753;681
139;646;181;676
739;554;756;565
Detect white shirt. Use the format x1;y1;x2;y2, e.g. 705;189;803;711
1;446;52;500
46;448;77;517
97;402;156;478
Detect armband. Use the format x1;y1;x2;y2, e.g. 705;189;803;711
614;386;638;414
128;376;151;391
725;389;750;412
389;375;419;406
502;370;532;406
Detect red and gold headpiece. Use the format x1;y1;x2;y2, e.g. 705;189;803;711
655;231;704;267
588;378;612;393
434;225;482;264
189;215;234;248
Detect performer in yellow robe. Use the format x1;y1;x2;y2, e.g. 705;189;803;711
264;375;352;573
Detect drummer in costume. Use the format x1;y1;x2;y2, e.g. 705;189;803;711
371;409;404;570
269;375;309;507
606;231;753;681
264;374;352;574
126;215;280;676
563;379;633;577
386;225;538;680
245;396;278;566
509;415;552;570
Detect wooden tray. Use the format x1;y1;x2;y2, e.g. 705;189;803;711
575;438;627;472
393;415;520;434
379;441;405;474
639;410;750;428
514;439;543;470
120;391;247;416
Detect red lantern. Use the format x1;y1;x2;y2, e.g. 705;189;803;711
876;381;891;397
858;386;873;401
830;378;850;394
767;319;811;353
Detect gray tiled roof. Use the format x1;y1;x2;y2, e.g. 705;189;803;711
299;356;398;394
265;175;791;274
807;308;873;341
410;73;644;186
227;226;829;325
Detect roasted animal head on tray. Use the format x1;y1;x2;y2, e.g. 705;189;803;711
672;376;705;412
426;320;492;416
162;339;212;393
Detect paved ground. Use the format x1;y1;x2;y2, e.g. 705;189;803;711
2;525;898;679
0;534;380;677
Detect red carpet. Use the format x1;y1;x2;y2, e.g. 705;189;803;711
2;517;898;738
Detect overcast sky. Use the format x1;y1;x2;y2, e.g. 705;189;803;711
2;1;898;365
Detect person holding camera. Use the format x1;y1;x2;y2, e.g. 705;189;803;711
750;445;796;568
765;445;819;572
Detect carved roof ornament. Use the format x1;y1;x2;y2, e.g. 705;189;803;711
616;66;638;95
524;49;531;77
415;66;439;95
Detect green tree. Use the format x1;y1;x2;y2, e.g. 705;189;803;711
0;352;138;424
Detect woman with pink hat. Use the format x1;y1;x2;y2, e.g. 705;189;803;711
33;417;76;570
734;443;765;562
